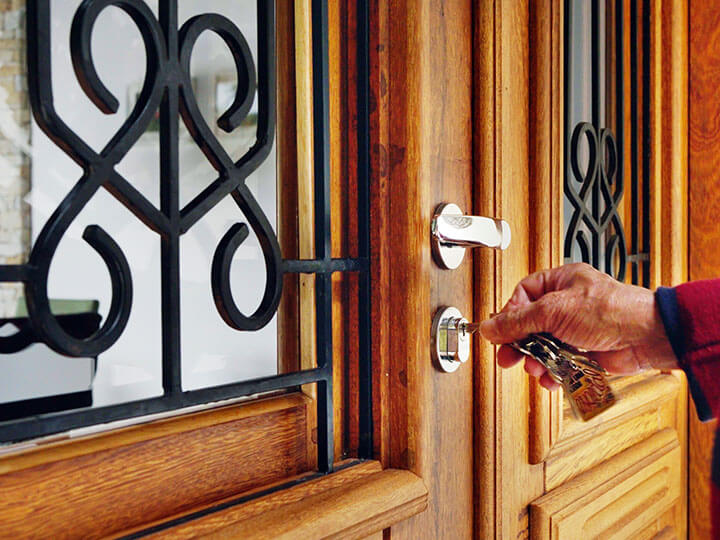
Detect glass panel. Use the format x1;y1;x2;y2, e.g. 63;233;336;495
0;1;295;428
0;1;372;474
564;0;649;286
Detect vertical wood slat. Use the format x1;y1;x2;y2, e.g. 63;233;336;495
327;1;361;461
659;0;687;289
476;1;544;538
647;0;663;289
368;0;391;469
276;0;300;375
688;2;719;539
371;0;475;537
528;0;564;465
653;1;689;536
473;0;498;534
294;0;318;399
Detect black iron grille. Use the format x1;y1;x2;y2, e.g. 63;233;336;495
564;0;651;286
0;0;372;474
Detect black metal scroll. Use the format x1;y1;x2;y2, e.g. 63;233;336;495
563;0;650;286
0;0;373;475
21;0;279;359
565;122;627;281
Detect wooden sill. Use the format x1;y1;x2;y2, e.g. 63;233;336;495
132;461;428;539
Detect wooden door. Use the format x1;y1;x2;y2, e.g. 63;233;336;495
373;1;689;538
471;1;690;539
0;1;692;538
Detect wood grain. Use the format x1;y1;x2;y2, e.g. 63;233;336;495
472;1;498;536
648;0;663;289
689;1;720;538
528;0;564;466
370;0;475;537
545;374;680;490
531;430;682;540
294;0;318;401
0;394;311;539
276;0;300;375
132;460;385;538
181;469;427;540
368;0;391;469
660;0;688;289
474;1;545;538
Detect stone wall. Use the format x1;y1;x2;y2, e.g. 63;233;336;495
0;0;29;317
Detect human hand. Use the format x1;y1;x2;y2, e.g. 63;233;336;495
479;263;677;390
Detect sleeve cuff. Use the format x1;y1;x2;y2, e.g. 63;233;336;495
655;286;715;422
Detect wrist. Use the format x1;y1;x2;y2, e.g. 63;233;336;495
646;291;680;370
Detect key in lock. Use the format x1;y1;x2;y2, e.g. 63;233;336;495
431;308;616;421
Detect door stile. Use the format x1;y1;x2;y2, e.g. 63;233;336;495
527;0;565;466
474;1;545;539
376;0;475;537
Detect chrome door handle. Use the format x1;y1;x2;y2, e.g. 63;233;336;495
431;203;511;269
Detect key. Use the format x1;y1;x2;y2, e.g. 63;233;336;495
509;333;616;421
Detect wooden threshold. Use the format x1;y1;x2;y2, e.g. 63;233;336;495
136;463;427;539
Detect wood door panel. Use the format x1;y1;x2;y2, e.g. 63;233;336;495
0;395;311;539
545;373;680;490
531;430;682;540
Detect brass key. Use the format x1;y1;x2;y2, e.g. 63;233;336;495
510;333;616;421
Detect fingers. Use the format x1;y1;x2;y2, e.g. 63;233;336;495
539;373;561;391
496;345;560;391
496;345;524;368
504;267;566;308
480;297;555;344
590;349;644;375
524;356;547;377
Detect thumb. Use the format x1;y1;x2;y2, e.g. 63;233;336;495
479;299;552;344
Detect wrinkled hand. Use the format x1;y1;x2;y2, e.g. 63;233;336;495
479;263;677;390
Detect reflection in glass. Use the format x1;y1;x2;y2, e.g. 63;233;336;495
0;0;280;415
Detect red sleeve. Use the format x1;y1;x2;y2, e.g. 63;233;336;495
675;280;720;420
656;280;720;539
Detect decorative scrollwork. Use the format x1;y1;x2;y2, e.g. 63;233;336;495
13;0;278;357
564;121;627;282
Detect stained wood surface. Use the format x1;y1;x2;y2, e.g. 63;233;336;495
528;0;564;466
660;0;688;288
368;0;391;469
276;0;300;376
474;1;545;538
150;468;427;540
523;2;689;538
0;394;311;539
531;430;682;540
367;0;475;537
689;1;720;538
131;460;383;537
294;0;318;402
544;373;680;490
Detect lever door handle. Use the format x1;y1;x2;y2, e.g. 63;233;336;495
431;203;511;269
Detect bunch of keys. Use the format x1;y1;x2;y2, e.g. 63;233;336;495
509;333;616;421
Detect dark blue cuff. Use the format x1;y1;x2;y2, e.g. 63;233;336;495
655;287;714;422
655;287;684;358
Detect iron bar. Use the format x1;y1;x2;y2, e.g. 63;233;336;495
0;0;373;459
